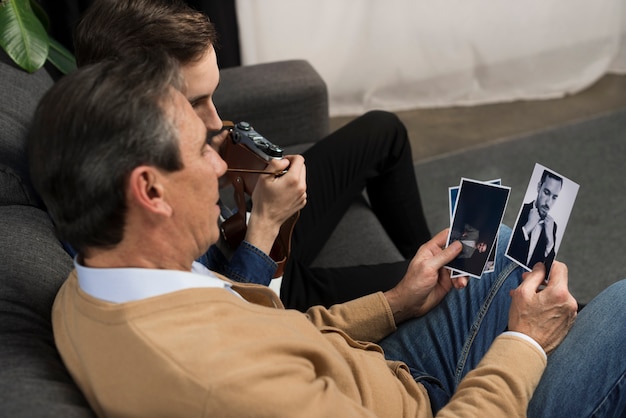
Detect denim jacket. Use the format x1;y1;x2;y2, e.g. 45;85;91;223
196;241;277;286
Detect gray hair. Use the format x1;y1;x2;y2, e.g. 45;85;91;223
28;51;185;253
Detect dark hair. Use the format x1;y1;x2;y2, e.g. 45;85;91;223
27;51;184;253
74;0;219;67
540;170;563;188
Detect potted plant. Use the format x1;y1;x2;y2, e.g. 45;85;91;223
0;0;75;74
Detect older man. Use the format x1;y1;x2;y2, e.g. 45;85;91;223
28;53;624;417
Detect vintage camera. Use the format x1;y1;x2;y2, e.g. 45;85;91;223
230;121;284;160
220;121;297;278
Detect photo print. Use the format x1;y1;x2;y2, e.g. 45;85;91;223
446;178;510;278
505;163;579;280
449;179;502;278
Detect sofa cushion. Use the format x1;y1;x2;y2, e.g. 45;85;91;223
312;195;404;268
0;205;93;417
0;51;54;208
215;60;329;147
0;165;38;207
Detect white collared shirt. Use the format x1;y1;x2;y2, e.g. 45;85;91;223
526;220;545;265
75;259;241;304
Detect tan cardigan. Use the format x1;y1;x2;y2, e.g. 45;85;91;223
53;270;546;417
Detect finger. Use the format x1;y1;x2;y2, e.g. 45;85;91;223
210;130;229;151
518;262;547;292
543;261;568;289
299;161;307;185
429;239;463;269
284;154;304;168
439;270;455;292
451;275;468;289
267;157;291;171
430;228;450;248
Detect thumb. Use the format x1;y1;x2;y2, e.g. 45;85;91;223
267;157;291;171
432;240;463;268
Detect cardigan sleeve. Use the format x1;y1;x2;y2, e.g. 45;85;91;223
305;292;397;342
437;334;547;417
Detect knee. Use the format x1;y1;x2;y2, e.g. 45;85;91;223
361;110;405;136
361;111;411;159
602;279;626;299
362;109;401;125
584;279;626;315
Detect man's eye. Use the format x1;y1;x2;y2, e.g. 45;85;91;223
189;95;210;109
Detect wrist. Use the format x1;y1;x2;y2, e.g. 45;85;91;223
383;287;414;325
245;213;280;255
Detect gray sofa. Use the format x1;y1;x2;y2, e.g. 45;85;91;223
0;51;401;416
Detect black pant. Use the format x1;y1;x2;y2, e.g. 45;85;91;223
281;110;431;311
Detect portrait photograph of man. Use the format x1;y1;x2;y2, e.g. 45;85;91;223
446;178;510;278
506;163;579;278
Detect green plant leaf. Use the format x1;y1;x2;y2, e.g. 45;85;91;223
48;36;76;75
0;0;49;73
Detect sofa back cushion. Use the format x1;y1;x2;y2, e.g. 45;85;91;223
0;53;94;416
0;205;94;416
0;51;54;207
0;165;39;206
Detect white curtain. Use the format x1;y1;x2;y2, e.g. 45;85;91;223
236;0;626;116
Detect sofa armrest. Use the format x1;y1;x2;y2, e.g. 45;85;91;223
214;60;329;148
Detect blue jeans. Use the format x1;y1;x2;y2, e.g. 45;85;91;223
528;278;626;417
380;225;626;416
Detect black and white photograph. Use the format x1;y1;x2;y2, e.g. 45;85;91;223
505;163;579;279
449;179;501;278
446;178;510;278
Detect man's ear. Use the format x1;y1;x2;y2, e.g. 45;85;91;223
128;166;172;216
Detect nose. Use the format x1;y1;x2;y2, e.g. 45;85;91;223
203;101;222;132
214;153;228;177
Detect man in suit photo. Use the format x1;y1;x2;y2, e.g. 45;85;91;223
507;169;563;273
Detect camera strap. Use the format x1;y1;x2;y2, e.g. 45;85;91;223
219;121;299;278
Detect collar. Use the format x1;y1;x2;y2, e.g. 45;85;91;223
75;259;239;303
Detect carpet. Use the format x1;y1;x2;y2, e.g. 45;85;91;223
414;108;626;303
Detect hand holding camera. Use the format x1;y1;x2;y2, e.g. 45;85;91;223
219;121;304;277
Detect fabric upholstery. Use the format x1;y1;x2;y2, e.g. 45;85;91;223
0;205;93;417
313;195;403;267
0;52;53;207
0;165;37;207
215;60;329;147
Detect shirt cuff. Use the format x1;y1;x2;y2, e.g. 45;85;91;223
227;241;277;285
502;331;547;361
